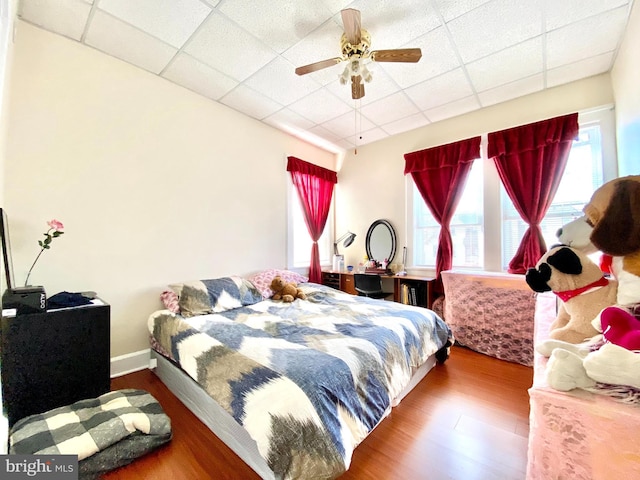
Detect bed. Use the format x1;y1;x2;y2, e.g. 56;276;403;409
147;274;452;480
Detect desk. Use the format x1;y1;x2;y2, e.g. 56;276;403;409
321;270;436;309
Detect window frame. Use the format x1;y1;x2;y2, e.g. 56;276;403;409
406;106;618;274
287;176;334;270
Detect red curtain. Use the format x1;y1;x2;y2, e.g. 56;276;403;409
488;113;579;274
404;137;481;279
287;156;337;284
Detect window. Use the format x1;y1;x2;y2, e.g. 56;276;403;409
409;107;615;272
501;124;604;269
413;159;484;268
289;182;332;268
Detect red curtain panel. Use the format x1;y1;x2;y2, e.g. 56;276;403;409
287;156;337;283
404;137;481;279
488;113;579;274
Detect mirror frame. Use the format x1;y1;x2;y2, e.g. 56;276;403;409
365;219;397;264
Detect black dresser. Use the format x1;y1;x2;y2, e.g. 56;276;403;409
1;300;111;426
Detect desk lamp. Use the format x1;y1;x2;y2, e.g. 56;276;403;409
333;231;356;271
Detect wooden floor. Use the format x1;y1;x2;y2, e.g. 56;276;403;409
105;346;533;480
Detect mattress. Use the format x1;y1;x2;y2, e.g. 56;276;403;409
148;282;452;479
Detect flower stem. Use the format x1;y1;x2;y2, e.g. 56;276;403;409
24;247;45;287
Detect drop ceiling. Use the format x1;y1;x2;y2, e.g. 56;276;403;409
17;0;635;153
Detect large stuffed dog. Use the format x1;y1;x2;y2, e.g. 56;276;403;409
557;174;640;306
537;176;640;392
526;245;617;343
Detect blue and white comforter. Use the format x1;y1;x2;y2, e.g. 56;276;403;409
148;283;452;479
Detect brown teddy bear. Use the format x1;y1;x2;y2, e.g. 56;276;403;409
270;276;307;303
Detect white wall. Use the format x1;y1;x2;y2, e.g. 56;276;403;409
336;74;615;273
3;22;336;356
611;0;640;176
0;0;17;213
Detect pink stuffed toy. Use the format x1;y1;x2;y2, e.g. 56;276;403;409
600;306;640;350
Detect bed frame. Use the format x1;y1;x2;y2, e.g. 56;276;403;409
151;350;439;479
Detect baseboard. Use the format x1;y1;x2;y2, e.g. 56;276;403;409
110;348;152;378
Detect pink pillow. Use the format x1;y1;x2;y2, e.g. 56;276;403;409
160;290;180;314
247;269;308;298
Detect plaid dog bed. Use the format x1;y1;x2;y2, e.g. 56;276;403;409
9;389;172;479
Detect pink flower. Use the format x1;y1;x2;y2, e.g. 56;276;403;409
47;219;64;231
24;219;66;286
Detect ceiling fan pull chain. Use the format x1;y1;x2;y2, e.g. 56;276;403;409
354;101;358;155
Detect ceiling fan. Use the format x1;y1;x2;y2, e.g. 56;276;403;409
295;8;422;100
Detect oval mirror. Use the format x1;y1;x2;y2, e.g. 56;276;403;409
365;219;397;264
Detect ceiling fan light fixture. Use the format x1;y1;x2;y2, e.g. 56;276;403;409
361;64;373;83
349;56;361;75
339;66;350;85
294;9;422;101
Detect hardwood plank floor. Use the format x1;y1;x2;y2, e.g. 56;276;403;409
105;346;533;480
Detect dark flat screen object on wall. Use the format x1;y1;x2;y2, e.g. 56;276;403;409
0;207;16;292
0;208;47;314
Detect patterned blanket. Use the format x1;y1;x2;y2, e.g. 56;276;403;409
10;389;172;479
148;283;452;480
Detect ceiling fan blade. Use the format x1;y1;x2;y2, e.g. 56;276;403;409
351;76;365;100
341;8;361;46
371;48;422;63
295;57;343;76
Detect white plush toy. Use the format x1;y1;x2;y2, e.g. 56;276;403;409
537;333;640;392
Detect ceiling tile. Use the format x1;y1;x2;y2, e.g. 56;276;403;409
360;91;420;124
281;19;346;86
423;95;481;123
85;11;178;74
447;0;543;63
405;68;474;111
162;53;238;100
345;0;442;48
357;126;388;145
263;108;316;132
184;12;278;82
546;7;629;69
244;56;322;106
467;36;543;92
219;0;334;54
545;0;629;31
377;26;462;89
477;74;543;107
431;0;493;22
320;109;376;139
381;112;430;136
335;138;356;149
308;124;344;144
19;0;92;41
288;88;353;124
219;84;283;120
16;0;635;153
354;0;442;50
98;0;211;48
546;52;614;88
